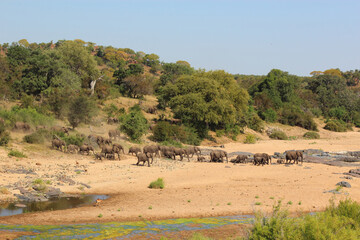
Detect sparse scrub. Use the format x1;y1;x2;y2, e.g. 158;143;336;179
269;130;288;140
148;178;165;189
8;149;27;158
0;122;10;146
255;202;262;205
248;199;360;240
303;131;320;139
24;129;52;144
244;134;257;144
324;119;351;132
0;187;10;194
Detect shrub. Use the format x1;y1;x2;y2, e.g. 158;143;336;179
324;119;351;132
303;131;320;139
279;106;318;131
23;129;51;144
62;134;85;147
244;134;257;144
259;108;278;122
0;107;54;128
246;111;264;132
8;149;27;158
148;178;164;189
0;123;10;146
120;105;148;141
248;199;360;240
68;95;96;129
269;130;288;140
152;121;201;146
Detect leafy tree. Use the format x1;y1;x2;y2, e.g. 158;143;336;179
18;39;30;48
120;105;148;141
122;74;155;98
57;40;100;88
67;95;95;129
342;69;360;86
158;70;249;135
143;53;160;68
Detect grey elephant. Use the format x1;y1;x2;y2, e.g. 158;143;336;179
128;146;141;155
254;153;271;165
136;152;153;167
163;149;176;160
231;154;248;164
79;144;94;155
52;139;66;151
113;143;125;154
101;145;113;157
173;148;190;161
112;145;122;160
285;151;303;164
210;150;228;163
108;129;120;139
14;122;31;131
143;145;160;157
67;144;79;154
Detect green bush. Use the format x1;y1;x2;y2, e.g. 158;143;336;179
8;149;27;158
0;107;54;128
248;199;360;240
246;110;264;132
0;123;10;146
279;106;318;131
259;108;278;122
324;119;351;132
68;95;96;129
152;121;201;146
244;134;257;144
120;105;148;141
269;130;288;140
23;129;51;144
215;129;225;137
303;131;320;139
148;178;164;189
62;134;85;147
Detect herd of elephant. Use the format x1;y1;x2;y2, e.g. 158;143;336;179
51;130;304;167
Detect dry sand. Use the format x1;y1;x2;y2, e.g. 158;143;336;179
0;125;359;225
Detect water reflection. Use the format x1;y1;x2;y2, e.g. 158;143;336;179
0;195;108;217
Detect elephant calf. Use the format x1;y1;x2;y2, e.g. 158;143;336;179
128;146;141;155
136;153;153;167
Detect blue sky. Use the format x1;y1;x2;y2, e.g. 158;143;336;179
1;0;359;76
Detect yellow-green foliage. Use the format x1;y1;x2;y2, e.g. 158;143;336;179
303;131;320;139
248;199;360;240
269;130;288;140
8;149;27;158
148;178;165;189
244;134;257;144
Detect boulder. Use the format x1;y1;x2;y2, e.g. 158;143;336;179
336;181;351;188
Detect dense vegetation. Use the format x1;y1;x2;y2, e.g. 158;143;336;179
0;39;359;143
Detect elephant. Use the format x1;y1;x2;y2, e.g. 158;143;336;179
106;153;116;160
210;150;228;163
94;153;105;160
79;145;94;155
113;143;125;154
184;146;201;158
52;139;66;151
51;126;69;136
136;152;153;167
108;129;120;140
285;151;303;164
163;149;176;160
197;156;206;162
128;146;141;155
67;144;79;154
159;146;174;157
107;117;119;124
173;148;190;161
253;156;266;166
231;154;248;164
101;145;114;157
96;136;105;146
146;106;157;114
104;138;112;145
112;145;122;160
254;153;271;165
14;122;31;131
143;145;160;158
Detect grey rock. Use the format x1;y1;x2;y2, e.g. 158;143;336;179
46;187;62;199
336;181;351;188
